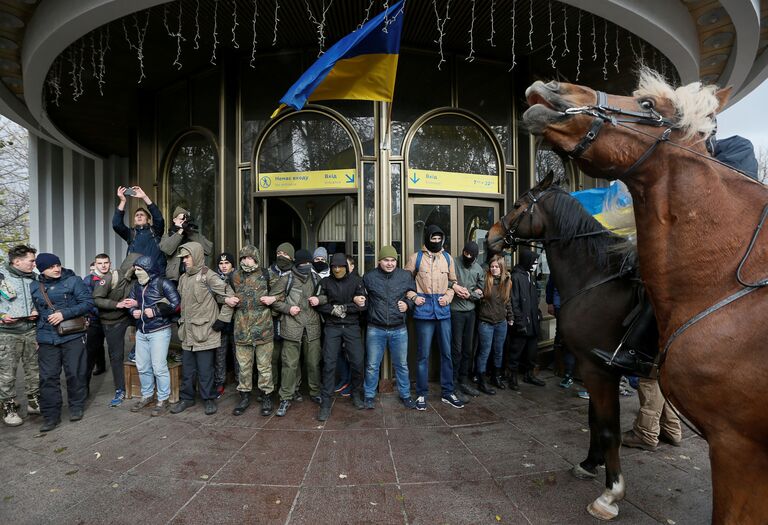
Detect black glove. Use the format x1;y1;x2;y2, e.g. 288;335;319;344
211;320;228;332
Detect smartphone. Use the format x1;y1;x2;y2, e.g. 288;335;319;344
123;187;136;197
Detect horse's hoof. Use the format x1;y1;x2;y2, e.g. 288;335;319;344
571;463;598;479
587;499;619;521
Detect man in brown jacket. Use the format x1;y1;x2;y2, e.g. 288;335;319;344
170;242;237;416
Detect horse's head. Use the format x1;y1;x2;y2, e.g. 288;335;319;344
487;171;557;254
522;68;731;182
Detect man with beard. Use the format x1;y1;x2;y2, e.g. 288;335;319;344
405;225;464;411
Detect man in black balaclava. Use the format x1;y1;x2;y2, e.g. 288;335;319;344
508;249;544;388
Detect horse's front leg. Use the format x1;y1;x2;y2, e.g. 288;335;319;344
572;399;604;479
583;373;625;520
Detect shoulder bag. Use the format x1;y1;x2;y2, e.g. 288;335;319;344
39;282;88;336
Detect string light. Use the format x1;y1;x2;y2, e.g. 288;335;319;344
547;0;557;69
232;0;240;49
358;0;374;30
602;18;608;79
575;10;582;80
306;0;334;56
97;26;109;95
46;57;62;107
163;1;186;70
211;0;219;65
561;3;569;57
614;24;620;73
527;0;533;50
194;0;201;50
488;0;496;48
68;47;78;100
508;0;516;71
660;55;667;77
382;1;390;33
122;11;150;83
432;0;451;70
466;0;476;62
591;14;597;61
639;39;646;65
90;33;97;81
628;33;639;62
250;0;258;68
272;0;280;46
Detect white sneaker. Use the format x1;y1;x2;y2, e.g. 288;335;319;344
2;401;23;426
27;394;41;415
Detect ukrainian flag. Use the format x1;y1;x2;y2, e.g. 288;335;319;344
272;0;404;117
572;184;636;237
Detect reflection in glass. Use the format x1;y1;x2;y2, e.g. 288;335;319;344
409;114;498;176
167;134;218;247
363;163;376;272
535;149;568;186
463;206;494;264
412;204;451;253
258;113;355;173
241;168;252;245
391;163;402;257
322;100;374;157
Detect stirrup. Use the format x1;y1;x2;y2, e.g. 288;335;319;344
591;346;658;379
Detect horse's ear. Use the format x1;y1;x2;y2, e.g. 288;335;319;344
540;170;556;190
715;86;733;113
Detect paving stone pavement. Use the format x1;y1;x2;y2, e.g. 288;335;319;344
0;370;712;524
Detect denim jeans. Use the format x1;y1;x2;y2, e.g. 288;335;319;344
135;327;171;401
476;320;507;374
364;325;410;400
414;318;453;398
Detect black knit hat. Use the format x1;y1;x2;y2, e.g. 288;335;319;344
217;252;236;266
463;241;479;259
294;249;313;265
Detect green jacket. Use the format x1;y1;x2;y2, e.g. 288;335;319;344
231;247;273;346
450;260;485;312
271;269;322;342
159;207;214;281
177;242;234;351
92;254;140;324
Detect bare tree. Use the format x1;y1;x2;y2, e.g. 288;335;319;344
755;146;768;184
0;116;29;264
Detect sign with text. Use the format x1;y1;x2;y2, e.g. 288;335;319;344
408;168;499;194
258;169;357;192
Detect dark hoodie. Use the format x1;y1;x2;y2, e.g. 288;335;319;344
511;249;540;336
30;268;94;345
92;253;141;324
128;255;181;334
315;253;367;326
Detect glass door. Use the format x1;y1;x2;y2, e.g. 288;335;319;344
458;199;500;264
408;198;457;256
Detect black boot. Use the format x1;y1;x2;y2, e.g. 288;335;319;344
591;347;657;378
490;370;506;390
318;400;332;422
459;380;481;397
523;371;545;387
232;392;251;416
508;371;519;391
477;374;496;395
261;393;273;416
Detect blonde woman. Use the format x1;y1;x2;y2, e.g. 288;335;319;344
475;255;514;395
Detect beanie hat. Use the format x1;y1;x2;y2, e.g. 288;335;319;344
295;249;313;265
313;247;328;260
276;242;295;260
463;241;479;259
36;253;61;273
378;245;398;261
217;252;236;266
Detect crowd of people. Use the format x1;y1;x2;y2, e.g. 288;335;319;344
1;186;575;433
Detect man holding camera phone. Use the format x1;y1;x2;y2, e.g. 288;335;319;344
159;206;213;282
112;186;166;274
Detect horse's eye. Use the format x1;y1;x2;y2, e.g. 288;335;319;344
639;99;654;110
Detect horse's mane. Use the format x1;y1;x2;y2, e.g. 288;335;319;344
633;67;719;142
548;188;636;271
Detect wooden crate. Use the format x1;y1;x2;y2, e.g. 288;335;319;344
123;360;182;404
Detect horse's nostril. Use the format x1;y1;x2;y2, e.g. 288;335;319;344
545;81;560;92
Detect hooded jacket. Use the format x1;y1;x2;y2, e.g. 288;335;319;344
30;268;94;345
128;255;181;334
315;253;367;326
230;246;274;345
112;202;166;274
404;225;457;320
362;265;416;328
92;253;141;324
176;242;235;351
271;264;322;342
450;259;485;313
511;250;541;337
0;263;37;334
159;206;214;281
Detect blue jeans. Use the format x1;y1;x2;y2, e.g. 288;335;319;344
414;318;453;398
135;327;171;401
476;320;507;374
364;325;410;400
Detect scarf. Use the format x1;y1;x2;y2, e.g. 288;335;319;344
135;267;150;285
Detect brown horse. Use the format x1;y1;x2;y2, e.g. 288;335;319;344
518;69;768;524
487;172;651;520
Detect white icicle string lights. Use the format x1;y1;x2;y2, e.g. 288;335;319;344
68;47;79;100
272;0;280;46
547;0;556;69
46;57;62;107
575;10;582;80
561;3;569;57
466;0;476;62
358;0;374;30
527;0;533;50
488;0;496;47
250;0;258;68
508;0;516;71
90;34;97;80
232;0;240;49
432;0;451;70
122;11;151;83
614;24;620;73
591;13;597;61
602;18;608;79
306;0;334;56
211;0;220;65
382;1;390;33
97;26;110;96
194;0;201;50
163;1;186;71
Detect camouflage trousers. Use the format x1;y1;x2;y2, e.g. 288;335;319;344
235;341;274;394
0;328;39;401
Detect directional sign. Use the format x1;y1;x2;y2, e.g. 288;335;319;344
407;168;499;194
258;169;358;192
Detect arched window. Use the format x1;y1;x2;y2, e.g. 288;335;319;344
407;113;500;193
166;132;218;246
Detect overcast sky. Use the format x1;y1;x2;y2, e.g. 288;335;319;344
717;79;768;152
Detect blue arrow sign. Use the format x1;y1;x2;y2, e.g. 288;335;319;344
410;173;420;184
345;174;355;184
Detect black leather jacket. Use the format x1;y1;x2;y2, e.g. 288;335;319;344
362;267;416;328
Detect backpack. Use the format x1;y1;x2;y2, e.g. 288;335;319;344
415;250;452;273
